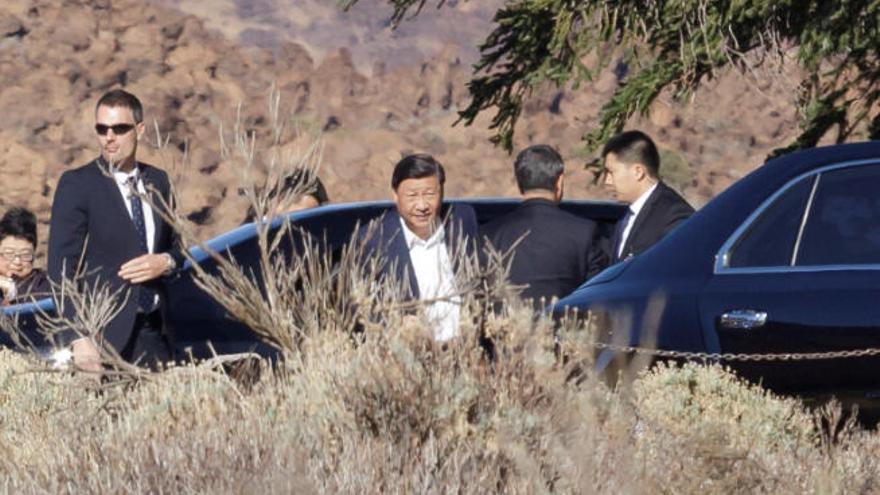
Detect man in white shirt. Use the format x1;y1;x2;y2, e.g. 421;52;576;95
362;154;478;341
399;211;460;341
48;89;181;372
602;130;694;263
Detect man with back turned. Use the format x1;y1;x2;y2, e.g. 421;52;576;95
481;144;601;306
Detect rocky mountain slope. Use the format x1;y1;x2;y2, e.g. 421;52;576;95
1;0;805;257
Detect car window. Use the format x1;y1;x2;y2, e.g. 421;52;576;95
727;176;813;268
796;165;880;266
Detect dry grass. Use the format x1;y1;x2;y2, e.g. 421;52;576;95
3;315;880;493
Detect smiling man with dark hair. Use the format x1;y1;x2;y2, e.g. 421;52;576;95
361;153;478;341
48;89;183;372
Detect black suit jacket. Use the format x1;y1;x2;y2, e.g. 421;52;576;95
614;181;694;262
480;198;599;303
361;203;478;299
48;158;182;351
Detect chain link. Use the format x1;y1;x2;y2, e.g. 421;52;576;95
589;341;880;362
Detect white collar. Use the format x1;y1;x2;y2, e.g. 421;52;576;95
111;163;141;186
399;216;445;250
629;182;658;217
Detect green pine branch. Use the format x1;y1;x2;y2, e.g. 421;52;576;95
348;0;879;164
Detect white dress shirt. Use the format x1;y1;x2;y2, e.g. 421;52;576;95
112;165;156;254
113;165;160;309
617;183;657;259
399;218;461;342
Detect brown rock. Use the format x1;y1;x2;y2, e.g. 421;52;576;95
165;43;218;72
0;13;27;38
0;136;50;208
650;103;676;128
312;48;368;108
51;10;93;51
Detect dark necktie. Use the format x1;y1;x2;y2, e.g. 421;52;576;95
614;207;634;261
127;176;156;312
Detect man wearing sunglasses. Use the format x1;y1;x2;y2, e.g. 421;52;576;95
48;89;183;373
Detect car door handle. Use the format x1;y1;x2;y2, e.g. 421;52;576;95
719;309;768;329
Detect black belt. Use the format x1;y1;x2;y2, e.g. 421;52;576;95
134;309;162;329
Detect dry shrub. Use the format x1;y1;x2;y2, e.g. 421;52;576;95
632;362;816;492
4;318;880;492
288;300;638;493
0;349;314;493
631;362;880;494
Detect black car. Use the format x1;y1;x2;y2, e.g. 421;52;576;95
554;142;880;409
2;198;625;358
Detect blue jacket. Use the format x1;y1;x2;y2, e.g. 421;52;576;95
47;159;183;351
360;203;479;299
480;198;600;303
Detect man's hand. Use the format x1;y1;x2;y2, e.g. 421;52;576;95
118;253;171;283
71;338;102;375
0;276;15;301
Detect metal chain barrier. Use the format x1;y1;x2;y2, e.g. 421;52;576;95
589;341;880;362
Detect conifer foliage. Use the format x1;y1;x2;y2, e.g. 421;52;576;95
345;0;880;158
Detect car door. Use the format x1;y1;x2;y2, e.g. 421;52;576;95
698;161;880;403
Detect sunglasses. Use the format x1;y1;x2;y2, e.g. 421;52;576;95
95;123;136;136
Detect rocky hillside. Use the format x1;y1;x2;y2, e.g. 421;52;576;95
0;0;804;257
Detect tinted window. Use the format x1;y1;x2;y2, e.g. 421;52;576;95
728;176;812;268
796;165;880;266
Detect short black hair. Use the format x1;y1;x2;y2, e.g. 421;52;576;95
601;130;660;178
96;89;144;123
0;207;38;248
391;154;446;191
513;144;564;193
273;169;329;205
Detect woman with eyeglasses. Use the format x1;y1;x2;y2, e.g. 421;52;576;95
0;207;50;305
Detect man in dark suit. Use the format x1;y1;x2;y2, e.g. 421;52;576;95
361;154;478;341
48;89;182;372
480;145;600;305
602;130;694;262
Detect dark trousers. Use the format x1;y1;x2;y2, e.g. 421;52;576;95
120;310;173;370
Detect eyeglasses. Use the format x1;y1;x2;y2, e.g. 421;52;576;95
0;250;34;262
95;123;136;136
